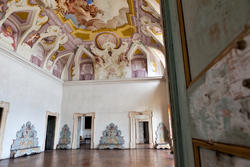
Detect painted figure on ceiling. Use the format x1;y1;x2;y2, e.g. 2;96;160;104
0;2;5;20
58;0;103;25
0;24;17;50
26;33;40;48
40;0;129;30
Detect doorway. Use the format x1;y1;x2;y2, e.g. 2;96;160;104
45;116;56;150
0;102;9;157
136;121;150;149
44;112;59;151
72;113;95;149
0;108;3;127
78;116;92;149
129;111;153;149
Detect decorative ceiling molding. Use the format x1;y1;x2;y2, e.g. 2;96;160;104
0;0;165;81
140;16;163;46
141;0;161;19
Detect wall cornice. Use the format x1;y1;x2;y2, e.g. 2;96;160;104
63;76;166;86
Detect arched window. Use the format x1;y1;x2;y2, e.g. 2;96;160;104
79;54;94;80
131;49;148;78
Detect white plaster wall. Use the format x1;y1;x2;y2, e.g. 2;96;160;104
0;49;63;159
61;78;169;149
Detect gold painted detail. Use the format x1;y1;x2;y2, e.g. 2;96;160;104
50;53;57;61
150;37;157;44
150;27;163;35
71;65;75;77
152;59;157;72
58;45;65;51
135;49;143;55
14;11;29;21
81;53;89;59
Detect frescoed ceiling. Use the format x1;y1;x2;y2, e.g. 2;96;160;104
0;0;166;81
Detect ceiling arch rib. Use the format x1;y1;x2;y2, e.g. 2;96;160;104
72;45;95;81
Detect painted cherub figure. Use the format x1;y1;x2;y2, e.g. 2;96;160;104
84;0;103;17
1;25;16;50
26;33;40;48
0;2;5;20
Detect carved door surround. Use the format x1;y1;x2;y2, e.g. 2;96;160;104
129;111;153;149
72;112;95;149
0;101;9;159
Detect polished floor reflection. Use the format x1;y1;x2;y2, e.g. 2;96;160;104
0;149;174;167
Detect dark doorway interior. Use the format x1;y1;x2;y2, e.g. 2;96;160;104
45;116;56;150
0;108;3;127
80;116;92;149
143;122;149;144
136;121;150;149
0;108;3;129
85;116;92;129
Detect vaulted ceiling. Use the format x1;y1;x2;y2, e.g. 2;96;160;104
0;0;166;81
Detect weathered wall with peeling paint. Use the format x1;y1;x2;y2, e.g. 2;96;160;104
188;31;250;166
200;148;250;166
182;0;250;79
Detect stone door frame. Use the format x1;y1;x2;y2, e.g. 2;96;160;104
129;111;153;148
72;112;95;149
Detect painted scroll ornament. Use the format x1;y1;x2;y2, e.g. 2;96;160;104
98;123;125;149
10;121;40;158
56;124;71;149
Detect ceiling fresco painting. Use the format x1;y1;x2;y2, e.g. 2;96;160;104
0;0;166;81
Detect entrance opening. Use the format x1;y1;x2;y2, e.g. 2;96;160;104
45;116;56;150
73;113;95;150
143;122;149;144
77;116;92;149
130;111;153;149
0;108;3;128
136;121;150;149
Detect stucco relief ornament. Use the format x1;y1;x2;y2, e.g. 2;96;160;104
18;25;68;66
141;17;162;35
0;0;48;28
141;0;160;19
10;121;41;158
57;124;71;149
91;41;130;80
98;123;125;149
